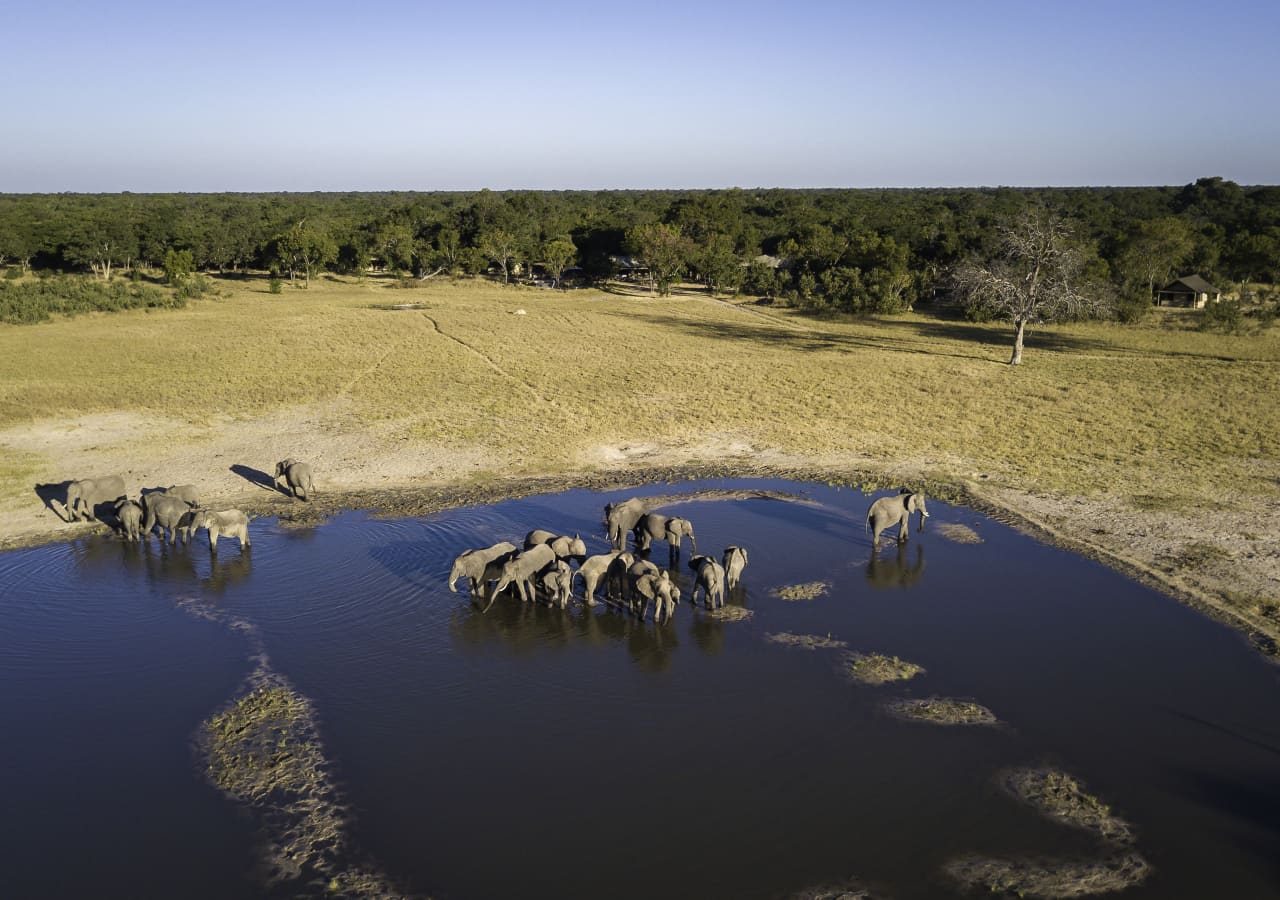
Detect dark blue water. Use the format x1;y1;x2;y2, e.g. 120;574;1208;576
1;479;1277;899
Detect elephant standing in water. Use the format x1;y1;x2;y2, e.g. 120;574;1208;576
185;509;252;552
574;551;623;606
143;493;196;544
631;568;679;624
633;514;697;561
722;546;749;590
539;560;574;608
275;459;314;501
157;484;200;507
65;475;126;522
448;541;519;596
604;497;647;551
523;529;588;562
866;490;929;546
490;543;556;608
688;555;726;609
114;497;144;541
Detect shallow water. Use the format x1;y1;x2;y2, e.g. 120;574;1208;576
2;479;1278;899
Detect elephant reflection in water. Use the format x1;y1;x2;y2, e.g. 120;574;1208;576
865;543;926;590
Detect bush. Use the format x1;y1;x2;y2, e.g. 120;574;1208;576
1113;290;1151;324
0;276;180;324
1200;298;1244;333
4;267;21;280
268;276;283;294
174;273;215;301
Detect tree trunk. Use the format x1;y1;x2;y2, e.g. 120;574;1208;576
1010;319;1026;365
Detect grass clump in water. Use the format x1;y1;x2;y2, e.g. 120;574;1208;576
844;652;925;685
788;877;881;899
935;522;983;544
943;852;1151;898
999;768;1136;845
884;696;999;726
772;581;830;601
702;605;754;622
765;632;848;650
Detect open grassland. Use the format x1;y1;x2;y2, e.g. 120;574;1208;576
1;276;1278;647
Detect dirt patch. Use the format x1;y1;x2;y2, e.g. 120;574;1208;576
772;581;831;601
999;768;1135;845
700;605;754;622
181;599;406;898
943;852;1151;898
844;652;925;685
883;697;999;726
765;632;848;651
935;522;983;544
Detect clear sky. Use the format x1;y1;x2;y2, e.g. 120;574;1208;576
4;0;1277;191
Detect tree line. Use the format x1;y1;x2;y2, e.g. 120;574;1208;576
1;178;1277;314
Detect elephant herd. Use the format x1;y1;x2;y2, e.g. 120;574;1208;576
448;497;751;624
56;458;316;552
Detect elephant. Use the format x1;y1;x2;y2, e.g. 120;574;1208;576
631;569;679;624
113;497;144;541
688;555;726;609
722;546;749;590
491;543;556;607
274;459;314;501
143;492;196;544
184;508;252;552
477;548;521;611
625;558;663;616
633;513;697;561
65;475;126;522
448;541;519;596
539;560;574;608
523;529;588;561
158;484;200;507
603;497;647;551
866;490;929;546
574;551;622;607
605;551;637;600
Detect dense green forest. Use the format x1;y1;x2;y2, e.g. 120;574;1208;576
1;178;1277;316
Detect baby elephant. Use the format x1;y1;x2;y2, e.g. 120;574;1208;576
722;546;749;590
185;508;252;552
274;459;314;501
114;497;144;542
866;490;929;546
539;560;574;608
524;529;588;561
688;555;726;609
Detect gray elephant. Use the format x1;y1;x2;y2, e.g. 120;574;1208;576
605;551;637;600
274;459;314;501
143;492;195;544
633;513;697;561
65;475;126;522
539;560;573;608
722;546;749;590
491;543;556;606
688;555;726;609
523;529;588;561
631;569;679;624
185;508;252;552
866;490;929;546
603;497;647;551
625;557;662;615
574;551;622;607
113;497;144;541
158;484;200;507
477;548;521;611
448;541;519;596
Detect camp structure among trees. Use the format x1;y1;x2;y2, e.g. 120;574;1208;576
1156;275;1220;308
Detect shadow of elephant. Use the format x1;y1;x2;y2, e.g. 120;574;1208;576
230;463;285;494
34;481;74;521
865;543;926;590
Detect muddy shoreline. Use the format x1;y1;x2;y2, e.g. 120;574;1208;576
5;461;1277;659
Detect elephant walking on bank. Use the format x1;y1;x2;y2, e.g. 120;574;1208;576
114;497;144;541
633;514;697;562
688;555;726;609
275;459;314;501
603;497;647;551
185;509;252;552
143;492;196;544
448;541;519;596
866;490;929;546
722;546;749;590
65;475;126;522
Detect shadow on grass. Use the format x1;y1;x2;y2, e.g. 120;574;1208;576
230;464;283;494
34;481;72;521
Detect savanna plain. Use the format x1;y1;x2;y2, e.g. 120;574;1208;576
1;274;1278;651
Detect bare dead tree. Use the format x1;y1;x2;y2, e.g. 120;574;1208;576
953;210;1110;365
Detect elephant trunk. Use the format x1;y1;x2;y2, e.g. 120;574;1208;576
447;561;462;593
688;529;697;555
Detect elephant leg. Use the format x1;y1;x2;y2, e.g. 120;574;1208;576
241;527;250;549
583;573;598;606
209;528;220;552
898;514;910;542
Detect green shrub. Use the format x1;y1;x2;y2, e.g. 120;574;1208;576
1200;298;1244;333
1113;290;1151;324
268;275;283;294
0;276;182;324
4;267;21;280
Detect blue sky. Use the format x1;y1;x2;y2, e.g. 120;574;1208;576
3;0;1277;190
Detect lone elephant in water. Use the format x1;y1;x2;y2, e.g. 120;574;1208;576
603;497;647;551
185;508;252;552
448;541;519;596
114;497;144;541
65;475;126;522
866;490;929;546
274;459;314;501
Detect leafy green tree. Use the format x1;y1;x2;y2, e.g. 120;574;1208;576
65;212;138;280
479;228;520;283
953;210;1109;365
696;233;743;296
541;237;576;287
1116;216;1194;297
276;221;337;288
626;222;692;296
163;248;194;285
